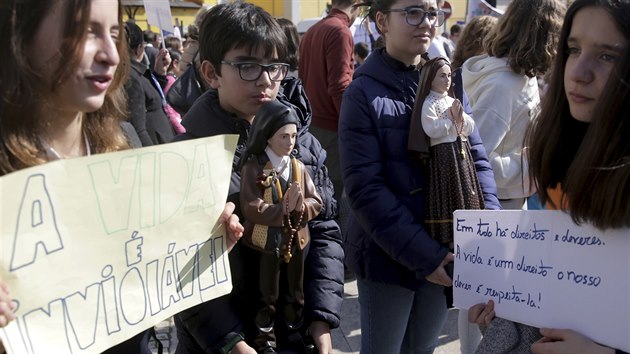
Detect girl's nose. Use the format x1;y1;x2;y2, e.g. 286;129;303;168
567;55;594;84
96;35;120;67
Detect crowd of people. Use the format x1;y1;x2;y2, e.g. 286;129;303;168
0;0;629;353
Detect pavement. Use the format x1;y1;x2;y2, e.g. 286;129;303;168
149;277;461;354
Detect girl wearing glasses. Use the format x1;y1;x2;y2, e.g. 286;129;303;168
339;0;500;352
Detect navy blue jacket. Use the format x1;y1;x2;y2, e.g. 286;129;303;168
172;79;344;349
339;48;500;290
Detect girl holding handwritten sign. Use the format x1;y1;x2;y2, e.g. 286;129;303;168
527;0;630;352
0;0;245;353
470;0;630;353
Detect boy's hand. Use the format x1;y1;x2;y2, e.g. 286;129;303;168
0;280;16;328
219;202;244;252
153;48;171;76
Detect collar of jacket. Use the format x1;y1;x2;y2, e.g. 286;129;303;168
381;49;418;71
130;59;150;76
327;8;351;27
353;48;420;94
181;89;250;138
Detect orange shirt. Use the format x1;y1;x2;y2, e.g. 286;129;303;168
546;184;569;210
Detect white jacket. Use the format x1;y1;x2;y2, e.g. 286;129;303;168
462;55;538;199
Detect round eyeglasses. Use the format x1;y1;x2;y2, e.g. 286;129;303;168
220;61;290;82
384;7;446;27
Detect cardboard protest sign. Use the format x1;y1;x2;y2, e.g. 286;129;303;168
453;210;630;352
0;135;238;353
143;0;173;36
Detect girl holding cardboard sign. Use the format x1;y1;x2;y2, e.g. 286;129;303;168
470;0;630;353
0;0;246;353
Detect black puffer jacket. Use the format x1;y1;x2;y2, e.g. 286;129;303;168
172;78;344;351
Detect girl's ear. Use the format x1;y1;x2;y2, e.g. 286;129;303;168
375;11;388;35
133;44;144;59
200;60;220;89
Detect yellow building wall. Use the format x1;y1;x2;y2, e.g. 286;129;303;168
247;0;285;17
245;0;470;27
445;0;469;28
246;0;327;19
299;0;328;19
125;0;472;33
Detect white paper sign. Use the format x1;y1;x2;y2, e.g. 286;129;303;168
143;0;173;34
466;0;504;21
0;135;238;353
453;210;630;352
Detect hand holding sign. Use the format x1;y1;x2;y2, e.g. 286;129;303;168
220;201;244;252
531;328;617;354
467;299;494;327
153;48;171;76
0;280;15;327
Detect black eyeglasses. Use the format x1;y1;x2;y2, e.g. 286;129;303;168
220;61;290;82
384;7;446;27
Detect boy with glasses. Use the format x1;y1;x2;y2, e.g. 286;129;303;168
173;2;344;354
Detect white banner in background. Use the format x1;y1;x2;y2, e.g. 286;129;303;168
143;0;173;34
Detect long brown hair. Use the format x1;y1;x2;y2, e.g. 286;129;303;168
484;0;564;78
277;18;300;71
451;15;498;70
0;0;130;175
526;0;630;229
